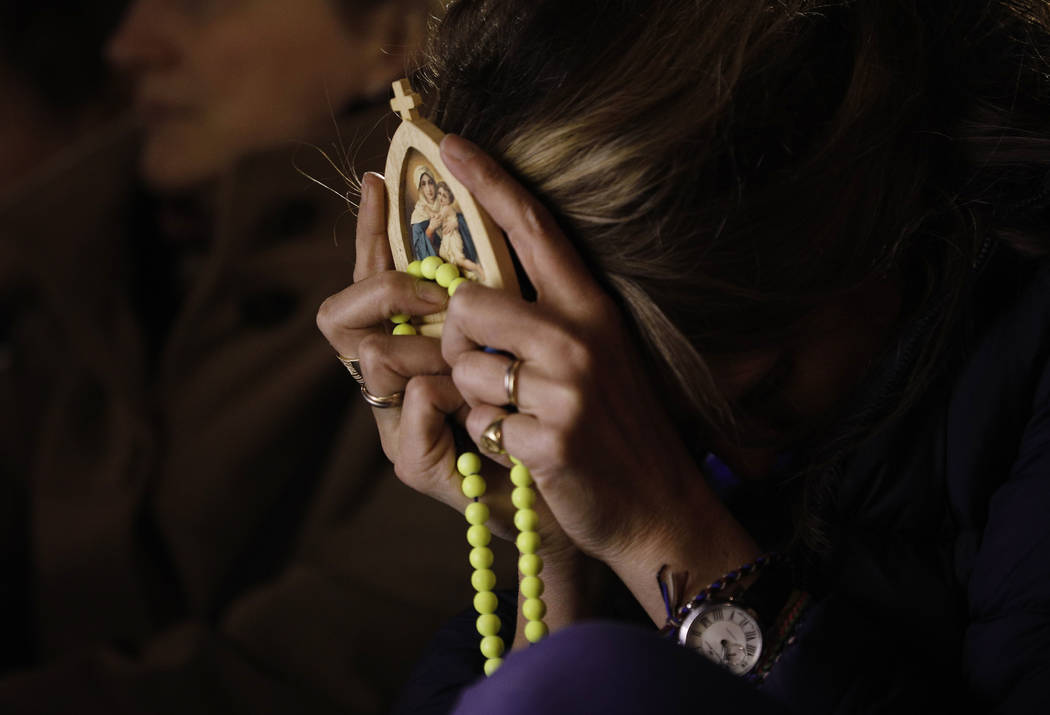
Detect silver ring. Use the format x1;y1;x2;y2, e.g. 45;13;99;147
480;417;506;454
504;358;523;408
360;385;404;408
337;354;366;386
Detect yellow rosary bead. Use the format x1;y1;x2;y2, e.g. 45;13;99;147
465;501;490;525
471;568;497;592
474;590;498;614
470;547;494;570
467;524;492;547
511;486;535;510
448;276;467;296
420;255;443;279
457;452;482;477
406;260;424;277
509;463;533;487
390;313;410;324
519;553;543;577
484;658;503;676
476;613;501;637
524;620;549;643
480;635;505;659
520;575;544;598
522;597;547;621
392;323;417;336
516;531;540;554
435;262;460;287
513;508;538;532
461;474;487;499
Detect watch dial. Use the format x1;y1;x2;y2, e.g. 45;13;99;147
681;603;762;676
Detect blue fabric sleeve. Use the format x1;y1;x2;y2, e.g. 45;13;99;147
962;351;1050;712
412;222;437;260
457;214;479;264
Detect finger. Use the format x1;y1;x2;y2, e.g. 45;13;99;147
352;332;446;458
396;375;470;509
439;134;603;313
358;332;448;396
354;172;394;282
465;404;546;470
441;282;569;365
317;271;449;356
451;349;560;415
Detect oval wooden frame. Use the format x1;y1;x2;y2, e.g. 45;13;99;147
384;82;519;335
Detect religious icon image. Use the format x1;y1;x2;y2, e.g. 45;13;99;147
384;78;519;336
402;151;484;280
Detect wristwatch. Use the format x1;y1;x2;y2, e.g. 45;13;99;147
675;566;794;676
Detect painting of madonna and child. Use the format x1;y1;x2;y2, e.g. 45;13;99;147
403;151;485;281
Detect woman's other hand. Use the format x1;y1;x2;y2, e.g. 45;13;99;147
438;135;761;623
317;173;453;497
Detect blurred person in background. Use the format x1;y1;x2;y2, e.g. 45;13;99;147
0;1;493;712
1;0;130;678
0;2;127;196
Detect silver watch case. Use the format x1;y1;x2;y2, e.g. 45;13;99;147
677;599;763;676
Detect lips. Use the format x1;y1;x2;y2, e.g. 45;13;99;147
136;99;191;125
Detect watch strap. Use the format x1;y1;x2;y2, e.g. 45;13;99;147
728;560;795;631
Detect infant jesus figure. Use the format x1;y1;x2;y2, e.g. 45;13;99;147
434;182;484;281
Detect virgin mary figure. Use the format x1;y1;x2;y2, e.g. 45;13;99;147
409;165;441;260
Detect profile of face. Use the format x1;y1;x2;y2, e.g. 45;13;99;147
107;0;410;190
419;172;436;202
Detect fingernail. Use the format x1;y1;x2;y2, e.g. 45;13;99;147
442;134;476;162
417;278;449;306
359;176;371;205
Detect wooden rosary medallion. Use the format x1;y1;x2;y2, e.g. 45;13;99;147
385;79;520;336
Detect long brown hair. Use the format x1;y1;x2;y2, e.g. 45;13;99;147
421;0;1050;540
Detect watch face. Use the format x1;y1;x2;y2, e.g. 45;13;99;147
679;602;763;676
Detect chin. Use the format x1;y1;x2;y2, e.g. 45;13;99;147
138;132;228;192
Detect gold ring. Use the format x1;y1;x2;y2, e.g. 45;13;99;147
480;417;506;454
360;385;404;408
504;358;523;408
336;354;366;386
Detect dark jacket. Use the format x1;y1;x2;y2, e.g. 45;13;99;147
765;246;1050;712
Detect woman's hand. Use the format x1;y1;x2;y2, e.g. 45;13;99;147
315;172;572;555
317;173;457;501
437;135;762;623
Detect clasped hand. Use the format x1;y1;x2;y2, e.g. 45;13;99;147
317;134;753;623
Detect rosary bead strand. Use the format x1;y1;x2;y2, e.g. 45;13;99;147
397;258;548;675
510;459;549;643
458;452;505;676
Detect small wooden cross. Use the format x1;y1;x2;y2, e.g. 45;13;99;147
390;79;422;122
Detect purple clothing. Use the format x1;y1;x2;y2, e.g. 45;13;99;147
453;623;788;714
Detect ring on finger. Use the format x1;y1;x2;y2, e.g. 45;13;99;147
336;354;367;386
504;358;523;408
480;417;506;454
360;385;405;409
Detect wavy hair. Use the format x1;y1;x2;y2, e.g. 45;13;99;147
421;0;1050;542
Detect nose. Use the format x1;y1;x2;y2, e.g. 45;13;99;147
106;0;177;72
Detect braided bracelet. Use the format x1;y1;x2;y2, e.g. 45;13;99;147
660;552;779;631
747;589;811;683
